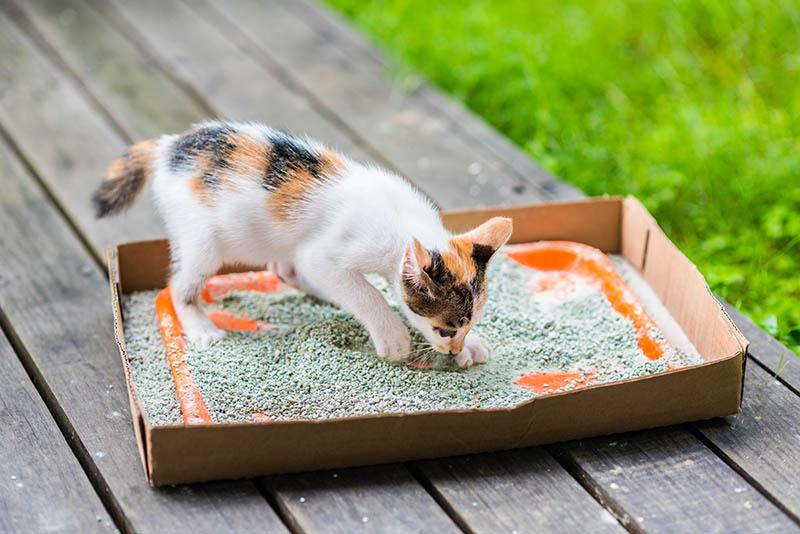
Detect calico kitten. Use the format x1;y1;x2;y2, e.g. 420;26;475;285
93;121;512;368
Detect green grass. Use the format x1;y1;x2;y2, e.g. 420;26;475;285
327;0;800;355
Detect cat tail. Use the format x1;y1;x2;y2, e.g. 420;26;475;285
92;138;157;218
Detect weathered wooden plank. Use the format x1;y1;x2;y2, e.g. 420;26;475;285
552;427;797;532
0;327;114;533
263;465;460;533
285;0;584;202
695;361;800;520
415;449;622;533
7;0;205;140
725;303;800;393
95;0;368;161
0;8;160;256
188;0;553;209
0;15;288;534
7;1;461;532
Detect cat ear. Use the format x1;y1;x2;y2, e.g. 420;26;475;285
402;237;432;287
462;217;513;263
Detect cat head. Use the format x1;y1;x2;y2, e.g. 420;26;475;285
398;217;513;355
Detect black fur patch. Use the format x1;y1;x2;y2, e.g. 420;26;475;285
169;125;236;177
472;243;495;266
262;133;323;190
403;249;477;325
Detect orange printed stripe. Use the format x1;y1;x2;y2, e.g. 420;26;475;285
514;368;597;394
201;271;281;303
207;310;272;332
156;271;281;425
507;241;672;361
154;289;213;425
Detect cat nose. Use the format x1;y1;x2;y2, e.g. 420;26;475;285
449;339;465;355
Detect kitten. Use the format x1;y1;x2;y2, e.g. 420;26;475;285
93;121;512;368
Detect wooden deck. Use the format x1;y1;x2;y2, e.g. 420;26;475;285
0;0;798;532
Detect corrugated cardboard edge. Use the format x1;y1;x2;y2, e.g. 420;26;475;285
108;196;749;486
107;246;151;481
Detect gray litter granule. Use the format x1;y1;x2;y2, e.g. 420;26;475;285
123;253;703;426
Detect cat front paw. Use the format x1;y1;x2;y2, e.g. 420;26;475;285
370;317;411;362
454;333;491;369
184;319;226;349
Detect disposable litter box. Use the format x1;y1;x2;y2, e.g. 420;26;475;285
108;196;748;486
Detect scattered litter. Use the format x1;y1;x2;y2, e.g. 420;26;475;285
123;246;702;426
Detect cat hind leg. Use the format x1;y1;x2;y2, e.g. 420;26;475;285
171;245;225;348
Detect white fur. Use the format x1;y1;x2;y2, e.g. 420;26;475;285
148;123;494;367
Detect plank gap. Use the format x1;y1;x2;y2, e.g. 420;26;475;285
184;0;409;189
405;462;473;534
84;0;219;120
2;0;131;143
547;445;641;533
282;0;573;200
0;293;131;533
747;347;800;399
688;423;800;526
0;121;103;266
255;480;306;534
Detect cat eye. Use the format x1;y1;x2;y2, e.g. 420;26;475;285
435;327;457;338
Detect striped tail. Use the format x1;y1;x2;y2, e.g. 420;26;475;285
92;138;156;218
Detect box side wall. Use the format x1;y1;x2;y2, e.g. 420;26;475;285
442;197;623;252
110;196;748;486
117;240;172;293
147;354;743;486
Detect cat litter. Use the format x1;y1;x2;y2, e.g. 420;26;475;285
122;241;703;426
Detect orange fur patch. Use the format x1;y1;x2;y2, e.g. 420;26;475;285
227;132;269;180
268;150;343;221
189;152;222;205
464;217;513;250
441;237;476;283
104;138;155;183
320;150;344;176
128;138;155;173
268;169;319;221
191;174;213;205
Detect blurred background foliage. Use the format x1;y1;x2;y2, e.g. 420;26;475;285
329;0;800;355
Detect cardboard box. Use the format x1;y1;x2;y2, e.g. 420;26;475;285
107;196;748;486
